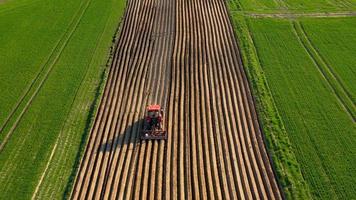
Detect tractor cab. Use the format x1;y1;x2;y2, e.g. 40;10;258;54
141;104;167;140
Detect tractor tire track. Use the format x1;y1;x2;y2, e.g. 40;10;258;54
71;0;282;198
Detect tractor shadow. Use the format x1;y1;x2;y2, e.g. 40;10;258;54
98;118;144;152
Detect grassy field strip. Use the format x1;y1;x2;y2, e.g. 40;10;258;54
31;136;59;199
227;8;311;198
31;7;124;198
0;0;85;133
285;0;350;11
228;0;356;198
298;20;355;112
0;0;126;198
0;0;93;150
338;0;356;7
237;0;279;11
0;0;90;135
31;0;126;199
300;18;356;103
292;21;355;120
235;0;356;13
0;0;41;15
30;50;99;197
245;18;356;199
64;23;119;200
30;24;100;200
245;11;356;18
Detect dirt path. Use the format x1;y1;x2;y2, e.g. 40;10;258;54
70;0;282;198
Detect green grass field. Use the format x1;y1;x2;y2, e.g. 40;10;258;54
249;19;355;199
229;0;356;199
0;0;126;198
0;0;82;133
301;17;356;103
236;0;356;12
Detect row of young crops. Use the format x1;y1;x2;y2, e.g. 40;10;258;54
229;0;356;199
0;0;126;198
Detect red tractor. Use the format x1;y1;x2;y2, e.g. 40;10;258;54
141;104;167;140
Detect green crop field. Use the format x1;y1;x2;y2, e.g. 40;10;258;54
236;0;356;12
301;17;356;103
248;19;356;199
0;0;126;198
229;0;356;199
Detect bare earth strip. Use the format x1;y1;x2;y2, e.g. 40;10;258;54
70;0;282;198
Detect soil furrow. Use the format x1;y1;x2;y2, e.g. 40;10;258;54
71;0;282;198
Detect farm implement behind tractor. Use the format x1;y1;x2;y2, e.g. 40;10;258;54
141;104;167;140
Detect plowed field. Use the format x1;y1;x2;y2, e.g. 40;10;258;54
70;0;282;198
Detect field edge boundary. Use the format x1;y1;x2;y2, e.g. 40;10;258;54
226;7;312;199
65;7;128;199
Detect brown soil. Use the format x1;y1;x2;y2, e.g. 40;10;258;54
70;0;282;198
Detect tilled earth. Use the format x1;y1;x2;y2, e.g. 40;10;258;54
71;0;282;198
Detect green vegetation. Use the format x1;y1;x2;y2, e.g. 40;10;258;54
301;17;356;103
228;0;356;199
285;0;356;11
0;0;82;134
228;7;311;199
237;0;279;11
0;0;126;198
292;21;355;119
237;0;356;12
248;18;355;199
